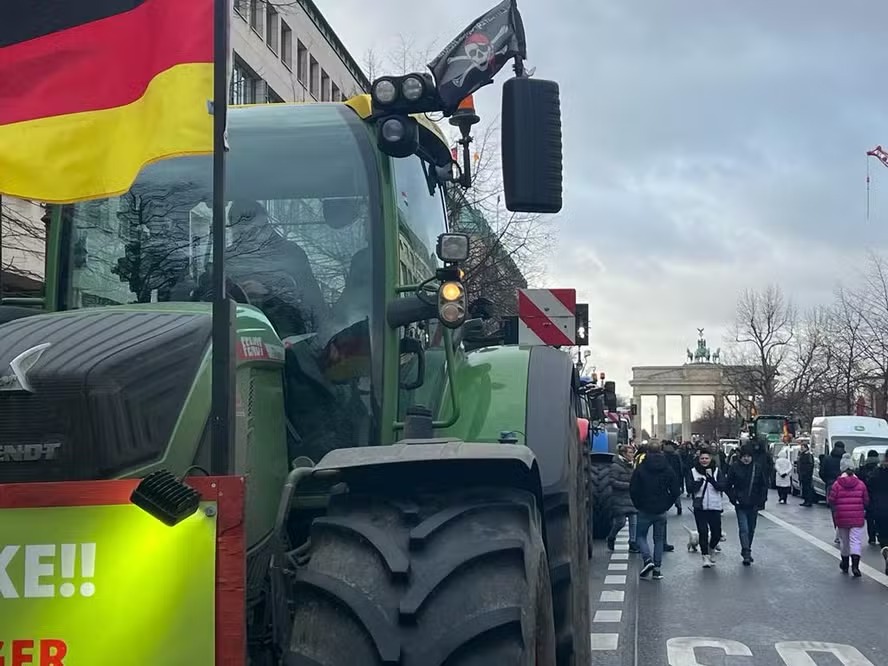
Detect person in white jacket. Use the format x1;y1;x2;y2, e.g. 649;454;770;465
688;449;725;568
775;448;793;504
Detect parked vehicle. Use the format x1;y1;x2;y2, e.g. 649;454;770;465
809;416;888;499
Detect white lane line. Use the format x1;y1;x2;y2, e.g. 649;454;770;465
611;553;629;561
760;510;888;588
593;609;623;622
599;590;624;602
590;633;619;650
608;563;628;571
604;574;627;584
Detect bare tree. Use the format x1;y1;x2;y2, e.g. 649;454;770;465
1;198;46;297
732;285;795;411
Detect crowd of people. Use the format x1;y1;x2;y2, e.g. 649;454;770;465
606;436;888;580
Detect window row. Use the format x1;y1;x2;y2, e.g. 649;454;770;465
234;0;344;102
230;58;284;105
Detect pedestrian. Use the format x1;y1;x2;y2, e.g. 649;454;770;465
797;441;816;507
858;450;881;544
607;444;639;553
630;441;680;580
687;448;725;568
864;453;888;574
726;445;769;566
663;440;684;516
774;448;792;504
821;442;846;543
828;458;869;577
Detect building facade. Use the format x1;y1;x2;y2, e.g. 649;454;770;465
230;0;369;105
0;0;368;300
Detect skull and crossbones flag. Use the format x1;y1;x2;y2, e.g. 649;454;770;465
428;0;527;112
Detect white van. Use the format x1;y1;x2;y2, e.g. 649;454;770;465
810;416;888;498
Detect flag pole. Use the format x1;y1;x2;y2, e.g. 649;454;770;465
210;0;234;475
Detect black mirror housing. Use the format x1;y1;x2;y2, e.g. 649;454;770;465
501;77;563;214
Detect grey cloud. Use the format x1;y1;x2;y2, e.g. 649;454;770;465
324;1;888;389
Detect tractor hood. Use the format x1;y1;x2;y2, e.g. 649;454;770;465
0;308;211;482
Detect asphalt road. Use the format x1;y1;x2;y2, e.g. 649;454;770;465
586;490;888;665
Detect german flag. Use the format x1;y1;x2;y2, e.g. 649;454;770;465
0;0;215;203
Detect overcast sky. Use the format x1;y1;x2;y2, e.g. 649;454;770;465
325;0;888;414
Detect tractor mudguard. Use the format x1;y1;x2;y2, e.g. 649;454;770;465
591;430;610;454
312;440;544;504
577;417;590;447
525;345;576;497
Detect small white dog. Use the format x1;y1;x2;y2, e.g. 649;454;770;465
684;524;700;552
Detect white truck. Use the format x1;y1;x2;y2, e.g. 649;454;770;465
809;416;888;499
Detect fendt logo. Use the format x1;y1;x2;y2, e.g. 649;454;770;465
0;441;62;463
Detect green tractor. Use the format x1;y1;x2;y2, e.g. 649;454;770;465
0;72;592;665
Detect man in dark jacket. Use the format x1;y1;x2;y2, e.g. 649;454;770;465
663;440;684;516
820;441;845;499
797;441;816;507
864;454;888;574
726;445;769;565
860;450;882;544
607;444;639;552
630;441;680;579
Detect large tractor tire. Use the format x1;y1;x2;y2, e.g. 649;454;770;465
543;434;592;666
582;447;593;557
286;486;556;666
588;456;613;540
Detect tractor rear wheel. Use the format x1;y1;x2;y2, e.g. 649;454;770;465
285;487;556;666
588;456;613;540
582;447;593;557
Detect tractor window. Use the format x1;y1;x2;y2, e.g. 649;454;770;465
60;103;384;457
392;155;448;420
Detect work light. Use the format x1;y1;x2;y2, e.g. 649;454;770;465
436;233;470;263
130;470;201;527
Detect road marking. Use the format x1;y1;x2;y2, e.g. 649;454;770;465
760;510;888;588
666;637;752;665
599;590;624;602
775;641;875;666
614;543;629;551
590;633;619;650
608;563;628;571
604;574;626;584
611;553;629;560
593;609;623;622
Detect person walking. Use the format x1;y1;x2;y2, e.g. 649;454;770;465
774;448;792;504
821;442;846;543
630;441;680;580
858;450;881;544
663;440;684;516
687;448;724;568
797;441;816;507
828;459;870;577
607;444;639;553
864;453;888;574
726;445;769;566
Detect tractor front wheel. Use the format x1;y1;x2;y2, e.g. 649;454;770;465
285;486;556;665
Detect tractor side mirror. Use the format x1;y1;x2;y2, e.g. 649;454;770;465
501;77;563;214
399;337;426;391
603;380;617;412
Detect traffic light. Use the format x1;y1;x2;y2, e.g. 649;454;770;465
575;303;589;346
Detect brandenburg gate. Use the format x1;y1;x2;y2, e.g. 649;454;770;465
629;329;734;442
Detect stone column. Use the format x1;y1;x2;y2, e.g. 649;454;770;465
681;394;692;443
714;394;725;438
657;394;667;439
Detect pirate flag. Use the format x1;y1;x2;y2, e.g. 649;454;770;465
428;0;527;112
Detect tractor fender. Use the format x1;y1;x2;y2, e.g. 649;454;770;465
312;440;545;508
525;345;578;497
577;417;590;447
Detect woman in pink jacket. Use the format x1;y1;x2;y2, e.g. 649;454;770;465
828;458;870;577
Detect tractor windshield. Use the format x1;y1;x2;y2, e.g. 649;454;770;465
60;103;380;344
57;103;383;456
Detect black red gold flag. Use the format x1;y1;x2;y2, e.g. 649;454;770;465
0;0;214;202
